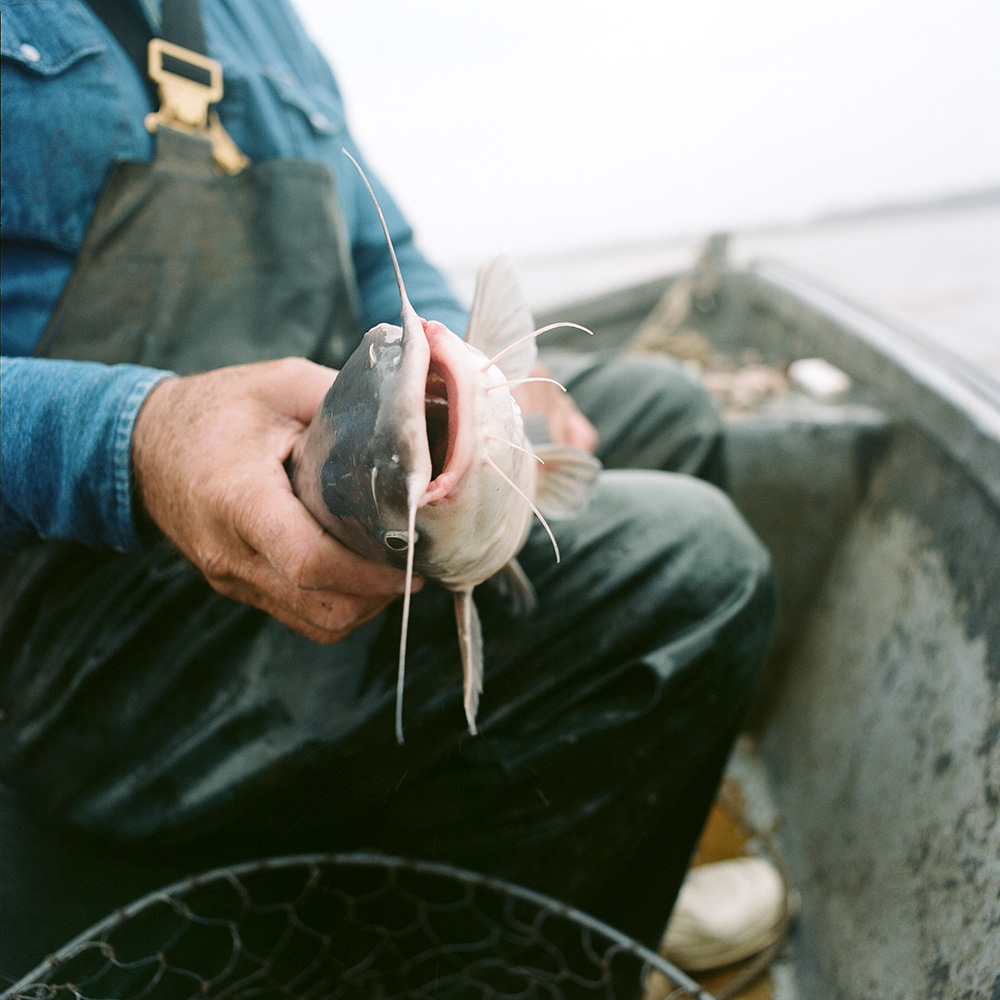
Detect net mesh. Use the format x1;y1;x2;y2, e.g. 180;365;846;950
3;853;713;1000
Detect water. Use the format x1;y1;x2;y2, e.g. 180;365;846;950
295;2;1000;376
296;0;1000;271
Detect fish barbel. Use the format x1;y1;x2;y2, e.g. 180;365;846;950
291;152;600;742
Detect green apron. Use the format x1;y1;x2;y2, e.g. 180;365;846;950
35;125;362;372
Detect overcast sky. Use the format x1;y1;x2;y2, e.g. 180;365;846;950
294;0;1000;271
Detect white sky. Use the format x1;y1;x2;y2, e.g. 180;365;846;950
294;0;1000;271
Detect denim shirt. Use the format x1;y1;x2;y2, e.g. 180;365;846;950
0;0;467;552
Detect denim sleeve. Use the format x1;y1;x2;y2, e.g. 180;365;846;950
263;15;468;337
0;357;173;553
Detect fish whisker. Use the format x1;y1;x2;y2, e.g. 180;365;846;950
485;434;545;464
396;483;420;745
487;376;567;393
484;455;560;563
343;147;421;332
482;322;593;373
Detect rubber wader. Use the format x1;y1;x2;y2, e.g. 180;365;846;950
1;10;776;982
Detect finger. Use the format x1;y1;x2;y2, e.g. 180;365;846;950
213;564;397;643
258;357;338;426
566;410;599;453
237;467;420;596
262;497;418;595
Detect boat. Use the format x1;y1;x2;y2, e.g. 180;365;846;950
537;243;1000;999
4;243;997;1000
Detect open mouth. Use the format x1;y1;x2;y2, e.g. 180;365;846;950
418;321;474;505
425;362;450;481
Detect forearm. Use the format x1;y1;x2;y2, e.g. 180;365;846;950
0;356;173;553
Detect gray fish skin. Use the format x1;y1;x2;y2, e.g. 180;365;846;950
293;320;429;568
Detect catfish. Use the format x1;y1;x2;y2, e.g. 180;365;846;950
291;153;599;742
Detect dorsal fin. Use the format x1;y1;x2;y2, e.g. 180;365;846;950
465;257;537;380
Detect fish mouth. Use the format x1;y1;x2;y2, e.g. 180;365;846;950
420;321;474;505
425;362;450;480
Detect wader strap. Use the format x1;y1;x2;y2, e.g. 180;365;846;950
161;0;210;58
87;0;248;173
85;0;157;98
87;0;206;82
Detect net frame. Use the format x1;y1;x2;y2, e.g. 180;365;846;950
3;852;716;1000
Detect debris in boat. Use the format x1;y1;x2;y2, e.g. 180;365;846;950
627;232;729;364
626;234;791;415
630;322;791;415
787;357;852;399
702;359;790;414
627;235;857;416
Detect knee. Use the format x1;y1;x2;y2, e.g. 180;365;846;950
630;355;726;483
602;351;720;426
612;470;776;698
596;470;775;644
628;353;719;425
578;352;726;483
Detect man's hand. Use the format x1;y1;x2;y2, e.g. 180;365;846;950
131;357;417;643
512;362;598;452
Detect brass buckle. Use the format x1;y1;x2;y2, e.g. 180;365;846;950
144;39;248;174
146;38;222;130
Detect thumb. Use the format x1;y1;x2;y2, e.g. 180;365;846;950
259;357;338;425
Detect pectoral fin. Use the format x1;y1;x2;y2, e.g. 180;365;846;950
454;587;484;734
533;445;602;519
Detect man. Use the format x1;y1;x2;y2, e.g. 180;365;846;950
0;0;776;979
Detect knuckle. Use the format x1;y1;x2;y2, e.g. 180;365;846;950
195;542;234;583
268;355;310;389
280;538;324;590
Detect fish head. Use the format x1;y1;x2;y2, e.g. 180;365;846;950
293;314;432;567
292;305;532;580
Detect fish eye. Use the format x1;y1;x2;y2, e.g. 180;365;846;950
380;530;411;552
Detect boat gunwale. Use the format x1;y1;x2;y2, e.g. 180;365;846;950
740;259;1000;512
540;259;1000;512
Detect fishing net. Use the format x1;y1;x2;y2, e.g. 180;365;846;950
2;853;714;1000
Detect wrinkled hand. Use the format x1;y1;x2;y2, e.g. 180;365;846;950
131;357;417;643
512;362;598;452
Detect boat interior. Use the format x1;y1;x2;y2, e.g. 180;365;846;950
539;247;1000;1000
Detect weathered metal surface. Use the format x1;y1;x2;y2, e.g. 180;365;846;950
764;428;999;999
724;398;891;672
542;260;1000;999
730;262;1000;512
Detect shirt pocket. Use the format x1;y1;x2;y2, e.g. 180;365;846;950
261;64;347;153
1;1;149;251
